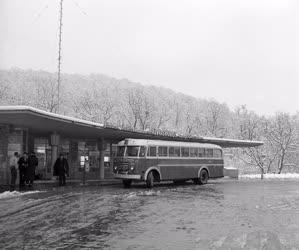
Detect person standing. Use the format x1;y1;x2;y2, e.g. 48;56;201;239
53;154;69;186
9;152;19;191
26;151;38;187
18;152;28;189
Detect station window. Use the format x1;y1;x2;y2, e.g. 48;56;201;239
169;147;180;157
147;146;157;157
158;146;168;157
139;146;147;157
198;148;204;158
190;148;198;157
181;147;189;157
214;149;222;158
80;156;88;167
206;149;213;158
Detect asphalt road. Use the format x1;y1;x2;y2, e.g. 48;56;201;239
0;179;298;249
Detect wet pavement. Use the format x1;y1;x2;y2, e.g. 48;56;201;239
0;179;299;249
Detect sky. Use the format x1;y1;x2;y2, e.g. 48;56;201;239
0;0;298;116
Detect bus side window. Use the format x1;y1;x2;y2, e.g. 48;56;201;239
169;147;180;157
206;149;213;158
139;146;147;157
181;147;189;157
214;149;222;158
198;148;204;158
158;146;168;157
147;146;157;157
190;148;198;157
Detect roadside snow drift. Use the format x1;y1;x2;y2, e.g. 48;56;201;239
239;173;299;179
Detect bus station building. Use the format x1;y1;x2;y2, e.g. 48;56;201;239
0;106;262;185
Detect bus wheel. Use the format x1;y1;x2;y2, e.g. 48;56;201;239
123;180;132;188
194;169;209;185
199;169;209;184
146;171;154;188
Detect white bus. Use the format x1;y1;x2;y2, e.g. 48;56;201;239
113;139;224;188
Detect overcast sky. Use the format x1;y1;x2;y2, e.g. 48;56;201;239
0;0;298;115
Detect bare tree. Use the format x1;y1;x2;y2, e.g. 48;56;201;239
172;98;183;129
205;100;229;137
34;78;58;112
234;105;277;178
183;101;203;136
0;81;9;104
126;89;141;129
155;103;171;130
126;88;155;131
73;86;115;125
265;113;296;174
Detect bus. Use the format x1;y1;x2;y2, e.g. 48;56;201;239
113;139;224;188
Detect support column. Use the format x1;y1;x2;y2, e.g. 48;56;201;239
98;138;105;180
0;125;9;185
109;142;114;176
50;133;60;179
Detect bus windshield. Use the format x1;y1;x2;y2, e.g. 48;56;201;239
117;146;126;156
126;146;139;157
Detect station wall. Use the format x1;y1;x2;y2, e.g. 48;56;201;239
0;123;114;185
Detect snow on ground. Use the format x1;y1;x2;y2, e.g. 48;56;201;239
239;173;299;179
0;190;43;199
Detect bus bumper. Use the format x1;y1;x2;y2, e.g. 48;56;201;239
114;173;142;180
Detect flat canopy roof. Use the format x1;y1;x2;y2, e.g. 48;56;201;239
0;106;263;148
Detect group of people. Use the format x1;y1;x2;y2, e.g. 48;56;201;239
9;151;38;191
9;152;70;190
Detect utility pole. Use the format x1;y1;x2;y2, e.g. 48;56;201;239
57;0;64;113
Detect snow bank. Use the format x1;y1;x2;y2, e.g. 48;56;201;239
0;190;43;200
239;173;299;180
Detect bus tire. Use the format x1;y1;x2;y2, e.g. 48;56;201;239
199;169;209;184
194;169;209;185
123;179;132;188
146;171;154;188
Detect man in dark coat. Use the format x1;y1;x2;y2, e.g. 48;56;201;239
18;152;28;189
9;152;19;191
26;152;38;187
53;154;69;186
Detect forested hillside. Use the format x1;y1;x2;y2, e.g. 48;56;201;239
0;68;298;175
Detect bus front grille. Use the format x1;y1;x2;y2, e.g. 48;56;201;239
116;163;130;171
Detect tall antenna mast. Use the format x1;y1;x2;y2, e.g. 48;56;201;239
57;0;64;113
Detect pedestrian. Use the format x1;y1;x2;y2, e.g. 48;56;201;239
9;152;19;191
26;151;38;187
53;154;69;186
18;152;28;189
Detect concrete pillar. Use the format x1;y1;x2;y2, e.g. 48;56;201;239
109;142;114;175
50;133;60;179
98;138;105;180
0;124;9;185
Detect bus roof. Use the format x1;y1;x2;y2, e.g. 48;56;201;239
118;139;222;149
